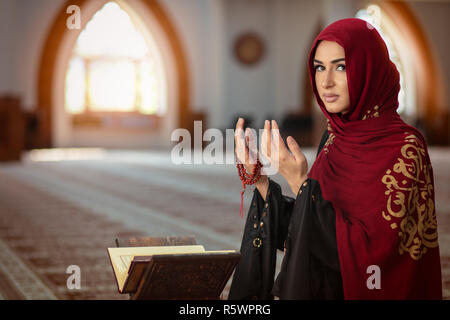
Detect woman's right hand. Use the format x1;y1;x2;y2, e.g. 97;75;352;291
235;118;269;198
234;117;256;173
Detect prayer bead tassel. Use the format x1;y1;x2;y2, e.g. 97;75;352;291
236;159;262;219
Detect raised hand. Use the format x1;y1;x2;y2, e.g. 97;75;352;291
234;118;258;173
263;120;308;195
234;118;269;198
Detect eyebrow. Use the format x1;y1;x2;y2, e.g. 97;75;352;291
313;58;345;64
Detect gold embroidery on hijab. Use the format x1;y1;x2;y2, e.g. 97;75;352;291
381;133;438;260
323;119;336;154
362;105;380;120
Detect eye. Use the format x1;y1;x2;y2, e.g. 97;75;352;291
314;65;324;71
337;64;346;71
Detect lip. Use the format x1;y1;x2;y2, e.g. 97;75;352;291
323;94;339;103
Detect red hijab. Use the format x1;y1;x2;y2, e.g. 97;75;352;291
308;18;442;299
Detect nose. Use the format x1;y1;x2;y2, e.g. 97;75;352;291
321;70;335;88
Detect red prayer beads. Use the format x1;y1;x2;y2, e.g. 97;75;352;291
237;159;263;219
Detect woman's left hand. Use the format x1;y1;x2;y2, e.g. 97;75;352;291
263;120;308;195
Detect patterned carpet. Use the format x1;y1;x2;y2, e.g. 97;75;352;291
0;148;448;300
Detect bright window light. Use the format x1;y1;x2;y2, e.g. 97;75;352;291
356;5;411;115
65;1;165;115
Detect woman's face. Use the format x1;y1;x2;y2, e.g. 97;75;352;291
313;40;350;114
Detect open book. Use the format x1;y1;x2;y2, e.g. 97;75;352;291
107;244;240;299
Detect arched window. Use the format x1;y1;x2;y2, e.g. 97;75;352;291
65;1;166;116
356;4;416;119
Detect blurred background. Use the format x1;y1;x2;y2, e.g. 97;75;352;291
0;0;449;300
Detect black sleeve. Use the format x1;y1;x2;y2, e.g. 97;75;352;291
229;131;342;300
272;178;343;299
228;178;295;300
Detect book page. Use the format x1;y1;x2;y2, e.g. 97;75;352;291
120;255;134;272
107;245;206;292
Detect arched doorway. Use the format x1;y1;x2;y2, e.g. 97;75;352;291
357;1;448;144
37;0;191;148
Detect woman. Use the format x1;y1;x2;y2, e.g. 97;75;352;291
229;18;442;300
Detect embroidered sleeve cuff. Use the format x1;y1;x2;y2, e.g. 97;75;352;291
295;178;317;203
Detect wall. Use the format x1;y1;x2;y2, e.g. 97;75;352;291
408;1;450;111
0;0;448;147
0;0;16;94
0;0;65;110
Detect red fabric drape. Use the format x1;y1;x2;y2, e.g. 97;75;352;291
308;18;442;299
